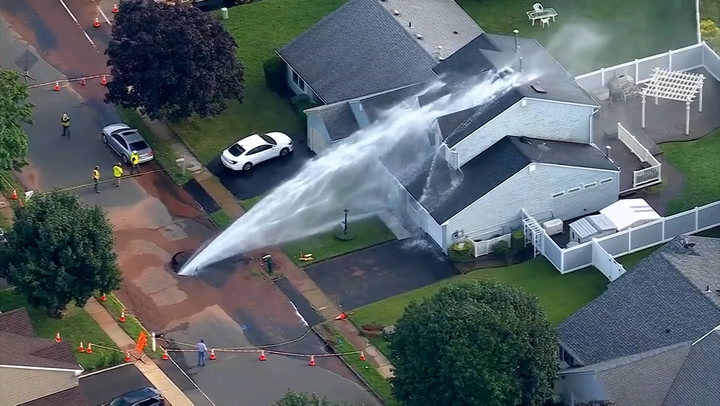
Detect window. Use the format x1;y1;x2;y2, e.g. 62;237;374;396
112;134;128;149
600;177;614;185
552;191;565;198
129;140;149;151
567;187;581;194
260;134;277;145
583;182;597;189
559;346;579;368
227;144;246;157
291;69;305;91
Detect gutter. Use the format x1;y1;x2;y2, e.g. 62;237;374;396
0;364;84;376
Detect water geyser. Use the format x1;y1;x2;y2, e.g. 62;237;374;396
179;70;532;276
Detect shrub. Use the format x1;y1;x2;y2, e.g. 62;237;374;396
492;240;511;258
511;230;524;248
291;94;318;118
263;57;289;95
449;240;474;262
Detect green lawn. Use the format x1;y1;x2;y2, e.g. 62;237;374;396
208;209;233;230
616;247;660;269
240;194;265;211
282;216;396;266
457;0;698;75
171;0;345;163
93;293;163;359
662;129;720;214
0;289;123;371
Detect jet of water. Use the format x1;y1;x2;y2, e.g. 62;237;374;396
179;70;531;276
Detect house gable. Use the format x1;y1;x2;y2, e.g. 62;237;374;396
0;367;79;406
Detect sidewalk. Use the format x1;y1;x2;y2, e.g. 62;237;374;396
140;116;396;379
84;298;195;406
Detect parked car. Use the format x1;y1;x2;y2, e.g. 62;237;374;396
101;124;154;164
104;387;164;406
221;132;293;171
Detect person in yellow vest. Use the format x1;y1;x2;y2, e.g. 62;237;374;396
130;151;140;174
113;162;123;187
61;113;70;137
92;165;101;194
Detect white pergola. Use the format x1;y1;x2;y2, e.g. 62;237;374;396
641;67;706;135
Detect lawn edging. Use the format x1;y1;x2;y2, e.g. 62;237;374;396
313;322;398;406
93;292;164;359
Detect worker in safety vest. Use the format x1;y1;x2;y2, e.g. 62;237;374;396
113;163;123;187
92;165;101;194
61;114;70;137
130;151;140;174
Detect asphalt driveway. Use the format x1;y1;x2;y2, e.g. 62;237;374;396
304;237;461;310
207;134;314;200
79;364;152;406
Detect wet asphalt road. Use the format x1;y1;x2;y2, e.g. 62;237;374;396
79;364;153;406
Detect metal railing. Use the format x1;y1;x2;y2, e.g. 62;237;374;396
616;123;662;189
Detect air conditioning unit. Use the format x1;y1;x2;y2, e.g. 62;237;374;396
543;219;563;236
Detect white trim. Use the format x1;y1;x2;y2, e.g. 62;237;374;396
79;362;132;378
274;51;326;104
534;162;619;174
523;97;599;109
0;364;83;375
693;324;720;345
567;186;581;194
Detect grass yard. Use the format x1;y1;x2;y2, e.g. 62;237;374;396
662;129;720;214
0;289;123;371
351;258;607;356
457;0;697;75
208;209;233;230
240;194;265;211
117;108;194;185
282;216;396;266
171;0;345;163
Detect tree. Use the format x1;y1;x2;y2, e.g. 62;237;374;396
0;68;33;170
105;0;245;121
0;191;122;317
273;391;358;406
390;281;558;406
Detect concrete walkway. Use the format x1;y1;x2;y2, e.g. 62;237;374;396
84;298;194;406
140;116;396;380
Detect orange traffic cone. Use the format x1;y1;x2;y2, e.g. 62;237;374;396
359;351;365;361
53;82;60;91
101;75;107;85
334;312;347;321
86;343;93;354
162;349;169;360
119;310;126;323
93;17;100;28
78;342;85;353
209;349;216;360
258;350;266;361
124;351;131;362
55;332;61;343
11;189;17;200
99;294;107;302
112;4;118;13
308;355;316;366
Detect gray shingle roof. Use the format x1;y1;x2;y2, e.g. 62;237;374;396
277;0;438;104
397;136;618;223
559;236;720;366
313;102;360;141
360;82;430;123
19;386;89;406
663;329;720;406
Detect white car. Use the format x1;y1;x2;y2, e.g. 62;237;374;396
221;132;294;171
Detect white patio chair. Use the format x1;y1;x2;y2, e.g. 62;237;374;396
533;3;544;12
541;17;550;28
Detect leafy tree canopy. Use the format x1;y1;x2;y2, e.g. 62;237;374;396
390;280;558;406
105;0;245;121
0;191;122;317
0;68;33;170
273;391;360;406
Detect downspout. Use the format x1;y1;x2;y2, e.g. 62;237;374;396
589;107;599;143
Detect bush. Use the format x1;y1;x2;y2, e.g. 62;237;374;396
492;240;511;258
511;230;524;248
449;240;474;263
263;57;289;95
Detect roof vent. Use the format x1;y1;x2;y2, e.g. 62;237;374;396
519;136;533;144
530;82;547;93
453;30;458;34
415;33;423;40
393;9;400;15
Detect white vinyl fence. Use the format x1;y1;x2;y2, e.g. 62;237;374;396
575;42;720;93
617;123;662;190
472;233;511;257
525;201;720;280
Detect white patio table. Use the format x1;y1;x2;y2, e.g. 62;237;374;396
526;8;557;26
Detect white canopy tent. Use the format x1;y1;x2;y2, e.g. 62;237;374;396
641;67;706;135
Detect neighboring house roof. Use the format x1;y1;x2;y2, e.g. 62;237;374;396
18;386;89;406
360;82;430;123
313;102;360;142
277;0;438;104
663;329;720;406
0;308;80;371
397;136;617;223
559;236;720;366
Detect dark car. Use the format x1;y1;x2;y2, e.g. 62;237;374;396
104;387;165;406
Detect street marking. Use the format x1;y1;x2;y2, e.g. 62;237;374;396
97;6;112;26
57;0;100;52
